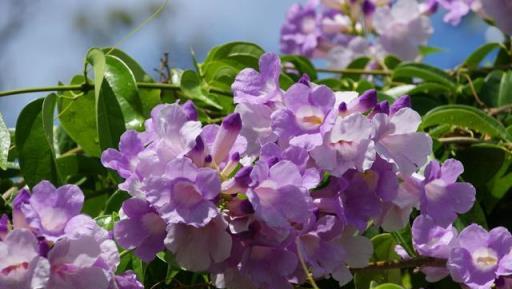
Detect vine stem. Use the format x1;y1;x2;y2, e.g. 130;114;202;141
0;82;180;98
350;257;446;273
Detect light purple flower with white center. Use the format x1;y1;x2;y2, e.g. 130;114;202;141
371;107;432;176
311;112;375;176
235;102;277;156
373;0;433;60
113;198;166;262
232;53;283;105
420;159;476;227
437;0;474;25
47;234;114;289
247;160;315;234
145;157;221;227
110;271;143;289
280;0;321;57
165;215;232;272
481;0;512;35
239;245;298;289
0;229;50;289
326;37;380;69
21;181;84;242
332;90;377;115
448;224;512;289
272;82;335;151
412;215;457;282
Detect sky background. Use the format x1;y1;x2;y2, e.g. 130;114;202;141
0;0;493;126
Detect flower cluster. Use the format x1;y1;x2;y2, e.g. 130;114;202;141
100;53;478;289
0;181;143;289
280;0;512;69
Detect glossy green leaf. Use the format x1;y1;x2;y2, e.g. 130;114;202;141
15;97;60;187
87;49;126;150
281;55;318;80
58;75;101;157
421;105;512;142
480;70;503;107
393;63;456;91
181;70;223;110
355;234;402;289
464;43;503;69
104;48;161;117
204;41;264;64
104;55;145;130
104;190;130;214
345;57;371;80
498;71;512;106
0;113;9;170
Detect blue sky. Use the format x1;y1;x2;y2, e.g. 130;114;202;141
0;0;491;126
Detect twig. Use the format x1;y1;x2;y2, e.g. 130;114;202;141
295;239;320;289
487;104;512;116
437;136;485;145
463;73;486;108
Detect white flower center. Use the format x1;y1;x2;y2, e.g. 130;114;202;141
472;247;498;271
296;106;324;130
301;17;317;34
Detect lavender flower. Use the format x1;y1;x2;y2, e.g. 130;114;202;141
0;229;50;289
448;224;512;289
114;198;166;262
110;271;144;289
481;0;512;35
21;181;85;241
420;159;476;227
280;0;322;57
145;157;221;227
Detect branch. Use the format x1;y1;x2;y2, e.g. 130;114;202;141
0;82;180;98
487;104;512;116
437;136;484;145
350;257;446;273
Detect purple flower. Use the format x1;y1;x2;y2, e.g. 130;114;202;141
271;83;335;151
448;224;512;289
0;214;9;240
239;245;298;289
412;215;457;282
165;215;232;272
247;160;315;235
110;271;143;289
232;53;283;105
372;0;433;60
371;107;432;176
235;103;277;156
12;188;30;229
114;198;166;262
481;0;512;35
145;157;221;227
311;112;375;176
0;229;50;289
47;234;114;289
210;113;243;165
280;0;321;57
437;0;474;25
21;181;84;241
420;159;476;227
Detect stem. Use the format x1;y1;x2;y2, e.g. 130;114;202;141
487;103;512;116
350;257;446;273
315;68;391;76
0;82;180;98
295;239;320;289
437;136;484;145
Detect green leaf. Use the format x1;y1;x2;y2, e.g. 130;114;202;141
181;70;222;110
104;48;161;117
87;49;126;150
498;71;512;106
15;97;60;187
281;55;318;80
0;113;9;170
104;55;145;130
104;190;130;214
58;75;101;157
464;43;504;69
355;234;401;289
393;63;456;91
345;57;371;80
421;105;512;142
480;70;503;107
419;45;443;57
409;82;453;95
204;41;264;64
